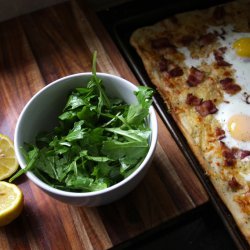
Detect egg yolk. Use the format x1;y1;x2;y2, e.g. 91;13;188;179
233;38;250;58
228;114;250;142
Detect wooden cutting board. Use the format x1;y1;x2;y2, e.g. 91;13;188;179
0;0;208;249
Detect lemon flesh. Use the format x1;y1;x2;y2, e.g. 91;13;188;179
0;134;18;180
0;181;23;226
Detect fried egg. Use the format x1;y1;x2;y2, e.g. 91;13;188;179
215;98;250;151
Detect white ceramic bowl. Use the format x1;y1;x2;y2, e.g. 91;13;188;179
14;73;158;206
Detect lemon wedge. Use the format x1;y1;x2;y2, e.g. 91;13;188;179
0;134;18;180
0;181;24;226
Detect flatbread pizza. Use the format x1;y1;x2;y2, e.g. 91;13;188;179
130;0;250;244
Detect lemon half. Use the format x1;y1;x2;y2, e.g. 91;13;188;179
0;181;24;226
0;134;18;180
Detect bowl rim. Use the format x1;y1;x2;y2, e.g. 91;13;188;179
14;72;158;197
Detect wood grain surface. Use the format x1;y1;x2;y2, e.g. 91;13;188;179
0;1;208;249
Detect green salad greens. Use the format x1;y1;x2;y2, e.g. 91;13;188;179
10;52;154;192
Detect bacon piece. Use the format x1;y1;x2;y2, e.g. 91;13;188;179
222;151;236;166
199;32;217;46
219;77;241;95
158;58;183;77
214;48;225;61
223;85;242;95
220;142;250;166
195;100;218;117
217;60;232;67
218;46;227;53
228;177;242;191
215;127;225;140
151;37;175;49
186;94;218;116
233;149;250;160
186;67;205;86
186;93;202;106
239;150;250;159
169;66;184;77
214;47;231;67
220;77;233;85
158;58;170;72
220;142;236;166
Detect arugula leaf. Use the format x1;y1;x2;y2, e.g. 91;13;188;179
64;95;85;110
65;176;108;191
135;86;154;108
90;51;110;114
105;127;151;142
101;140;148;164
65;121;85;142
59;111;77;121
9;146;39;182
125;86;154;126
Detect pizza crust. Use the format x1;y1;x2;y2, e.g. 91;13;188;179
130;0;250;244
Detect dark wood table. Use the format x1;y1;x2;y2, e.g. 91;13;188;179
0;0;213;249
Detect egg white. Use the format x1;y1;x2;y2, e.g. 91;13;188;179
178;47;214;67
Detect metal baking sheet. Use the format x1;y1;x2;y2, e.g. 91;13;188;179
109;0;249;248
